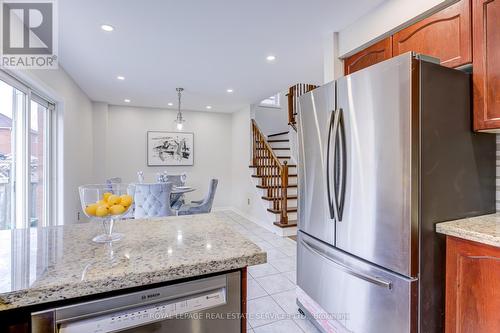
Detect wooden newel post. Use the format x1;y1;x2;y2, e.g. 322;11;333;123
281;161;288;224
251;123;257;167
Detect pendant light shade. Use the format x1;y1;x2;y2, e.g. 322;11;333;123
174;87;185;130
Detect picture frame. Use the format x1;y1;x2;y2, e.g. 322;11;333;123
147;131;194;166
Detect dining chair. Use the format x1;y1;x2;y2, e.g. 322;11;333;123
177;179;218;216
133;182;176;218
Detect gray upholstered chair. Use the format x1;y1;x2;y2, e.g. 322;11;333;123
177;179;218;216
133;182;176;218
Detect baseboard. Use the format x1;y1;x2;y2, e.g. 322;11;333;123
227;207;297;237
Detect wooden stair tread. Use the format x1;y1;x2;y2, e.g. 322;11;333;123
249;164;296;168
255;156;291;159
256;147;290;150
268;139;289;143
273;220;298;228
251;174;297;178
267;207;298;214
256;184;297;189
268;131;289;138
262;195;297;201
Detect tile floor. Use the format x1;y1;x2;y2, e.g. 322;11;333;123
214;210;320;333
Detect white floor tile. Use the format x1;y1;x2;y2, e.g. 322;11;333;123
248;263;279;278
265;247;288;260
278;244;297;256
269;256;296;273
253;240;276;251
248;296;286;328
271;237;296;248
270;289;298;315
282;270;297;284
248;278;268;300
256;273;295;295
253;319;303;333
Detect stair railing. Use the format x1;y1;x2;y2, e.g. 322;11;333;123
287;83;318;130
251;119;288;225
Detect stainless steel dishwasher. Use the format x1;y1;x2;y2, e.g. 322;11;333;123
31;272;241;332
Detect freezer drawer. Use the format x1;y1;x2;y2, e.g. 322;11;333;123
297;232;417;333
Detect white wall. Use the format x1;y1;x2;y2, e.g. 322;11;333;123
14;67;95;225
338;0;457;57
98;105;233;208
253;92;289;136
230;107;270;222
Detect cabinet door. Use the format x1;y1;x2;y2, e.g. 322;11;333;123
392;0;471;68
344;37;392;75
472;0;500;131
445;237;500;333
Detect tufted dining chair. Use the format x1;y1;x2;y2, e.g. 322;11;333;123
133;182;176;218
177;179;218;216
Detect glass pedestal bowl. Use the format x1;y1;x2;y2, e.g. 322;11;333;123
79;184;134;243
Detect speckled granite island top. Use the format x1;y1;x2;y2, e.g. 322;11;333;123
0;213;266;311
436;213;500;247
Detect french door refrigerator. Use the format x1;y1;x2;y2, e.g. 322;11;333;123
296;53;495;333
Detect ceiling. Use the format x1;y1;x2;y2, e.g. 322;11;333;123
58;0;385;113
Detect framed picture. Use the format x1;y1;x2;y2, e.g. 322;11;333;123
147;131;194;166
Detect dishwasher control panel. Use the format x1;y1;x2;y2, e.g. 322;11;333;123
58;288;226;333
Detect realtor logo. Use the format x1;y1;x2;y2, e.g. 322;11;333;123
0;0;58;68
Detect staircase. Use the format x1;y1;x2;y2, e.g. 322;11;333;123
250;120;297;228
249;84;318;231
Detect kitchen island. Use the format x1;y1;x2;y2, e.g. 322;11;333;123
436;214;499;333
0;213;266;332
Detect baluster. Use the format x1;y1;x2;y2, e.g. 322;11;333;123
281;162;288;225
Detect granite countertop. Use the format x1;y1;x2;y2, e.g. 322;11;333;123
436;213;500;247
0;213;266;311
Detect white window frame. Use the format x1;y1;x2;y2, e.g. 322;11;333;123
259;93;281;109
0;70;57;229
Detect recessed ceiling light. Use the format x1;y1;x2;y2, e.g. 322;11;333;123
124;99;131;103
117;75;125;80
266;55;276;62
226;89;234;93
101;24;114;32
206;105;212;109
168;102;174;106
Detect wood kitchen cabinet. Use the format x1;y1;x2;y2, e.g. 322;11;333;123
472;0;500;131
392;0;471;68
445;236;500;333
344;37;392;75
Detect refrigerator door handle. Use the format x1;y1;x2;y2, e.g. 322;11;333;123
301;239;393;290
326;110;336;220
336;108;346;221
330;109;341;221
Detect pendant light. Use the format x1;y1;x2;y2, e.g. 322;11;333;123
174;87;185;130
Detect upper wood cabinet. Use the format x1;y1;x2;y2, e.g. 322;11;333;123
472;0;500;131
344;37;392;75
392;0;471;68
445;236;500;333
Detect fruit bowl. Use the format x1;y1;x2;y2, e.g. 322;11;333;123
79;184;134;243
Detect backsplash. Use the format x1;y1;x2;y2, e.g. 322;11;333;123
497;135;500;211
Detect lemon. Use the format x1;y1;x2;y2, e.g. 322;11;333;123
103;192;112;201
120;194;133;207
95;205;110;217
85;204;98;216
97;200;109;208
107;194;121;205
109;204;126;215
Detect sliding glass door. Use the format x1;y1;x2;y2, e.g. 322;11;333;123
0;72;55;230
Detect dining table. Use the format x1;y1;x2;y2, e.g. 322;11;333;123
170;185;196;209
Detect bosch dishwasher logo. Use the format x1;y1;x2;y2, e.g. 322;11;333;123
141;292;161;300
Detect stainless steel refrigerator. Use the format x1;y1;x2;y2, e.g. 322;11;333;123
296;53;495;333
